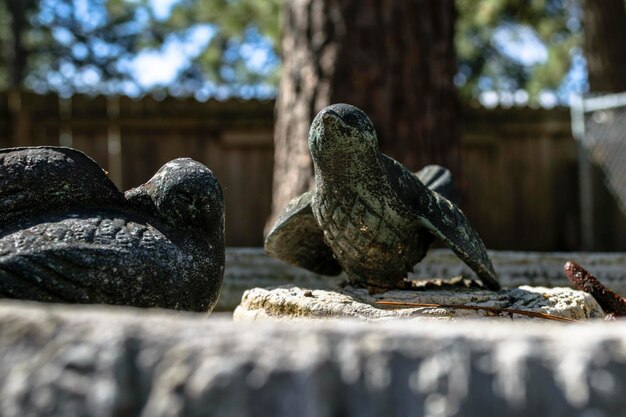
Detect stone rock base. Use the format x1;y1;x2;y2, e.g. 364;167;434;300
234;284;604;321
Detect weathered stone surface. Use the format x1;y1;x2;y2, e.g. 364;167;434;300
217;248;626;310
1;301;625;417
0;147;225;312
218;248;345;311
265;104;499;290
411;250;626;295
234;284;604;322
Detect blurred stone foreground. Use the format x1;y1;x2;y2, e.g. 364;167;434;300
1;301;626;417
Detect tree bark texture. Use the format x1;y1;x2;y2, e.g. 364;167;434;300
583;0;626;92
269;0;460;226
6;0;27;89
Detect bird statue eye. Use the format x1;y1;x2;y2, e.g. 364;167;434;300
341;112;361;128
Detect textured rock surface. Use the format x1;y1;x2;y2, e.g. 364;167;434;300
0;301;625;417
218;248;345;310
217;248;626;310
234;285;604;322
0;147;225;312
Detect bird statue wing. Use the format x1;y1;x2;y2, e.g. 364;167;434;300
0;245;143;304
264;191;342;276
0;242;212;309
380;154;500;290
0;147;125;232
414;164;459;205
0;216;210;309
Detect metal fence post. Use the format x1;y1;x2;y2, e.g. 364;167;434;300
571;95;594;250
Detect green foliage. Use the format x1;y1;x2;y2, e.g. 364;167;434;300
456;0;582;103
167;0;282;87
0;0;282;95
0;0;174;93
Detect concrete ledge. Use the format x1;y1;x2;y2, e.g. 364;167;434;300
219;248;626;310
0;301;625;417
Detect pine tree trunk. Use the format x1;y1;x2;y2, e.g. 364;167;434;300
6;0;27;89
269;0;460;227
583;0;626;92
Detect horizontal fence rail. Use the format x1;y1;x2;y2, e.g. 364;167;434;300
1;92;625;249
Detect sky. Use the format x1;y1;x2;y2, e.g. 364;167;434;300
123;24;215;89
123;0;277;99
129;0;205;89
119;0;220;96
150;0;178;19
478;22;587;108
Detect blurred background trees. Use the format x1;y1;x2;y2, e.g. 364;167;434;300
2;0;624;101
456;0;583;105
0;0;281;96
2;0;171;93
1;0;625;245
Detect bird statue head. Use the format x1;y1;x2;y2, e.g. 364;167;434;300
308;104;379;174
125;158;224;236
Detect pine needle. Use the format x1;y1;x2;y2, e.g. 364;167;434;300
374;300;582;323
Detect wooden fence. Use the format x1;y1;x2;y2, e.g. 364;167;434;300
2;91;625;250
0;92;274;247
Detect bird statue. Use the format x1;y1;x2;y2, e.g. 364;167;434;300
0;147;224;312
265;104;499;291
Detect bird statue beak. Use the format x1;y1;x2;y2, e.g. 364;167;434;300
320;109;343;126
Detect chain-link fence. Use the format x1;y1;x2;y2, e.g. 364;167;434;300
571;92;626;249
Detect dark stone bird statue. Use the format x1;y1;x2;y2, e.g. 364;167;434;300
0;147;224;311
265;104;499;291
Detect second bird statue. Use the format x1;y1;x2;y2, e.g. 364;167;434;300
265;103;499;291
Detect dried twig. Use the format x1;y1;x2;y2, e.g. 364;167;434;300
564;261;626;317
374;300;581;323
